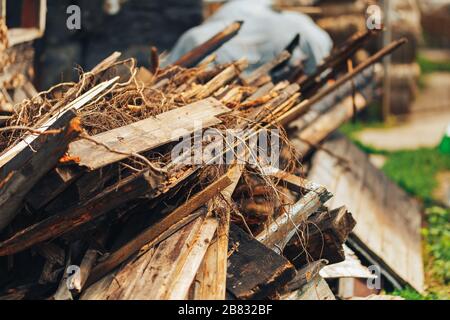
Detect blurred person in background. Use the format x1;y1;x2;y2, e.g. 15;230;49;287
165;0;333;74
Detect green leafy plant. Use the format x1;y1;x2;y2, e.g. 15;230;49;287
418;55;450;74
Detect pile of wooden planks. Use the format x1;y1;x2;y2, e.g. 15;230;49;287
0;22;406;300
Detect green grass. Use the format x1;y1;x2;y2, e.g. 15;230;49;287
382;149;450;205
418;54;450;74
340;121;450;300
423;206;450;296
390;286;439;300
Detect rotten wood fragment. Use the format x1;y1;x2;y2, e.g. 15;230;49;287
0;170;161;256
283;206;356;268
227;224;296;300
255;183;332;254
25;166;82;210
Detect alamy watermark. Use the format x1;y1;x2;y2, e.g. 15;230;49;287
366;5;383;30
66;265;81;290
66;5;81;30
367;264;382;290
170;122;281;169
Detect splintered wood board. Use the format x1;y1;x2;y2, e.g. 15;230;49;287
192;166;243;300
82;216;217;300
68;98;230;170
307;133;424;292
227;224;296;300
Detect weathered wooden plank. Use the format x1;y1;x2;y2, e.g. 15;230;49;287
308;133;424;292
96;217;206;300
67;98;229;170
227;224;296;300
0;116;82;232
167;217;218;300
284;259;326;291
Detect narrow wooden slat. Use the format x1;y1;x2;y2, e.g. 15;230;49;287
308;133;424;292
193;165;243;300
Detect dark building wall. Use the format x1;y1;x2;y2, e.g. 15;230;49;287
36;0;203;90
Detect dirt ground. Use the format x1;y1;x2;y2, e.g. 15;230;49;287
435;172;450;206
357;70;450;151
356;111;450;151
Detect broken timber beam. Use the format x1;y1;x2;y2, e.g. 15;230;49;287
0;116;82;232
67;98;230;171
283;206;356;268
0;170;161;256
24;98;229;211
